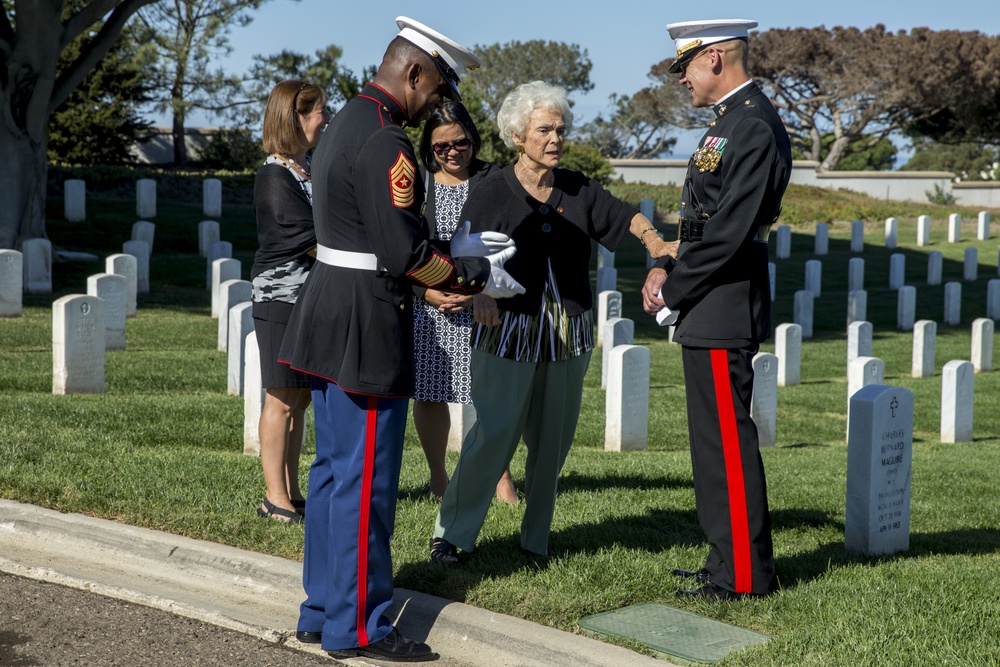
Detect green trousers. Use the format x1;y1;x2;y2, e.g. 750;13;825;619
434;349;591;556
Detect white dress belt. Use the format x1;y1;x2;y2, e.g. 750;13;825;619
316;245;380;271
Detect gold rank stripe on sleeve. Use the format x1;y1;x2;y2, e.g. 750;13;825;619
389;151;416;208
407;252;454;287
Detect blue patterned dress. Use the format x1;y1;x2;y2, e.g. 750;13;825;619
412;181;473;403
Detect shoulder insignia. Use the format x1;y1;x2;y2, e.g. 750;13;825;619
389;152;416;208
407;251;453;287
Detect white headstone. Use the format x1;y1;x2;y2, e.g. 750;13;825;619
122;239;150;294
602;317;634;390
22;238;52;294
86;273;127;351
848;289;868;326
814;222;829;255
848;257;865;292
916;215;931;247
940;360;974;443
217;279;252;351
243;330;264;456
52;294;105;395
805;259;822;297
0;250;23;317
889;253;905;291
978;211;991;241
596;266;617;295
204;178;223;218
605;345;650;452
912;320;937;378
597;290;623;348
944;282;962;326
850;220;864;253
884;217;898;249
136;178;156;218
211;258;242;318
639;199;655;225
768;262;776;301
775;224;791;259
794;290;814;339
207;241;233;288
597;245;615;269
947;213;961;243
198;221;221;258
963;248;978;282
848;321;873;367
971;318;994;373
751;352;778;448
131;220;155;254
988;279;1000;320
897;286;916;331
848;356;885;428
106;254;138;318
227;302;255;396
927;251;943;286
845;384;913;556
447;402;478;453
64;179;86;222
775;323;801;387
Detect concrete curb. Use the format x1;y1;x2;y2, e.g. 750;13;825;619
0;499;674;667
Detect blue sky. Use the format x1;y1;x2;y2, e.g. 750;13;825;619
182;0;999;160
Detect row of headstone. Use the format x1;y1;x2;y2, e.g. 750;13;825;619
776;213;992;261
63;178;224;222
849;317;993;378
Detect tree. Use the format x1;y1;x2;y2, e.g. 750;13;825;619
464;40;594;118
748;26;1000;172
789;134;897;171
135;0;269;166
903;138;999;180
47;15;156;165
227;44;372;129
577;60;710;159
1;0;158;249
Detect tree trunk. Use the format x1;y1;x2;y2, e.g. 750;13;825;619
820;135;853;172
0;128;48;250
172;109;188;166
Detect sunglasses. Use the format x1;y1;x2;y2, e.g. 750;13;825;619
431;138;472;156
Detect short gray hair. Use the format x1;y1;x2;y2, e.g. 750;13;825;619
496;81;573;148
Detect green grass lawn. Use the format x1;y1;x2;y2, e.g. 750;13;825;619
1;183;999;666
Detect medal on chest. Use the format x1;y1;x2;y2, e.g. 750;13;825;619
691;136;728;173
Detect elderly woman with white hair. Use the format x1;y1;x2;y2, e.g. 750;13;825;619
430;81;675;564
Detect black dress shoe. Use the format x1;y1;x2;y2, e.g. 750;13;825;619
677;583;763;601
328;628;436;662
294;630;322;644
672;567;712;583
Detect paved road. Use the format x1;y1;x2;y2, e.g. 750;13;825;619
0;572;332;667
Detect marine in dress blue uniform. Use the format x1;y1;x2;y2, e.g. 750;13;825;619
277;17;516;661
643;19;792;600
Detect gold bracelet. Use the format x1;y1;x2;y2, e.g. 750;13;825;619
640;227;658;248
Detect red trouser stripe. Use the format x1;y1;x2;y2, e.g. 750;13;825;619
355;397;379;646
710;349;752;593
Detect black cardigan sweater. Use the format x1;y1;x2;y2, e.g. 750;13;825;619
462;164;637;317
251;163;316;280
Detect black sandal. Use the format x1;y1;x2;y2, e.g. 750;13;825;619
429;537;459;565
257;498;303;524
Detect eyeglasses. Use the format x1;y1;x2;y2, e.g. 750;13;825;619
431;138;472;156
678;47;712;75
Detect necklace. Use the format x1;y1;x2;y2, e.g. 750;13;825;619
273;153;310;179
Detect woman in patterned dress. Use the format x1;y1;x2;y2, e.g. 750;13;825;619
251;80;330;523
412;101;519;503
430;82;674;562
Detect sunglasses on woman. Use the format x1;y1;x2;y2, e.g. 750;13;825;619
431;138;472;156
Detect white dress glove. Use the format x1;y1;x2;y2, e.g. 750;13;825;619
451;220;525;298
450;220;514;257
482;244;525;298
